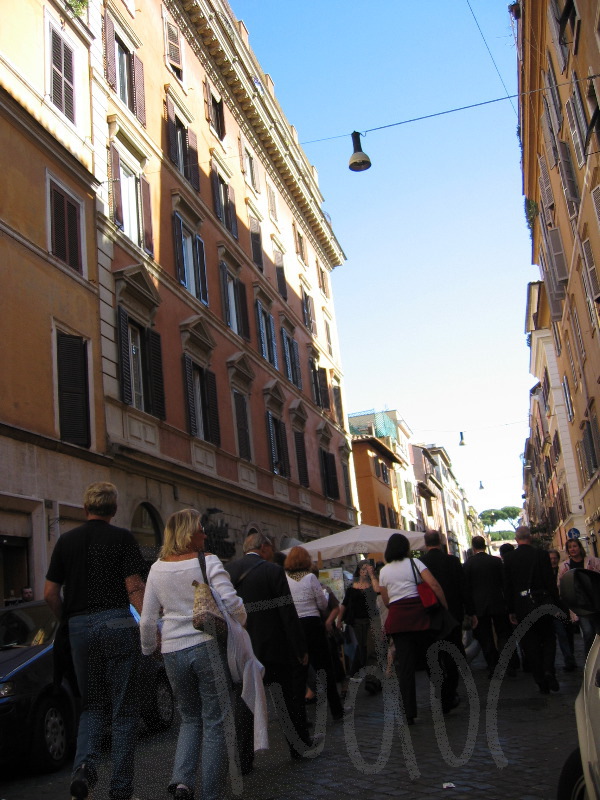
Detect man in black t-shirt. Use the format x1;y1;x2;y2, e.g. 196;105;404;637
45;482;145;800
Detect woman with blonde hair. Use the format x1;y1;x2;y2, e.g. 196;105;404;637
140;509;246;800
285;546;344;721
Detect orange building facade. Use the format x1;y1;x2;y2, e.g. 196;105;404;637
0;0;356;601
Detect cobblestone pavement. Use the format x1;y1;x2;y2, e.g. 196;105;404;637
1;646;584;800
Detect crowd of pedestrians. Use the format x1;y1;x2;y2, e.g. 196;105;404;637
41;483;597;800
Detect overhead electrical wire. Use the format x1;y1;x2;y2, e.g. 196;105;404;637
299;74;599;146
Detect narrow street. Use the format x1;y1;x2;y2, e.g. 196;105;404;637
1;645;582;800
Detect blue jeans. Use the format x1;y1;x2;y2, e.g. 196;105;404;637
163;640;233;800
69;609;141;800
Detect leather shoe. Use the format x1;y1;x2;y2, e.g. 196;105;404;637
545;672;560;692
70;764;97;800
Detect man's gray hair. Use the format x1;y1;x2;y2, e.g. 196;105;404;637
515;525;532;543
243;531;273;554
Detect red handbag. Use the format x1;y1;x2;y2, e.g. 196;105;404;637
410;559;439;610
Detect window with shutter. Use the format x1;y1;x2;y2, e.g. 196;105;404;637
342;462;352;505
117;307;165;419
319;448;339;499
281;329;302;389
166;20;183;80
173;213;208;303
267;183;278;221
379;504;387;528
56;332;90;448
203;79;225;140
301;288;315;333
50;28;75;123
234;391;252;460
557;140;580;216
562;374;574;421
547;1;567;72
50;181;82;273
266;411;290;477
294;430;309;487
220;264;250;339
274;251;287;300
104;15;146;125
249;216;263;269
255;300;278;367
110;144;153;255
182;354;220;445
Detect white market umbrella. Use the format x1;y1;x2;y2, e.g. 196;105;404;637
281;524;426;561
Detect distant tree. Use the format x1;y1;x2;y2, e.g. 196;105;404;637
490;530;515;541
500;506;522;530
479;509;506;531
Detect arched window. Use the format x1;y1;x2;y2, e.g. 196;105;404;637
131;503;162;571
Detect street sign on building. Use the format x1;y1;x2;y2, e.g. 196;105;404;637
567;528;580;539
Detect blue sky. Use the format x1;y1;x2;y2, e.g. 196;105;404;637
230;1;537;515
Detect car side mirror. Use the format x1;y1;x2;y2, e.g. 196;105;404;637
560;568;600;617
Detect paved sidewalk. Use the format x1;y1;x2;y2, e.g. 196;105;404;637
1;647;583;800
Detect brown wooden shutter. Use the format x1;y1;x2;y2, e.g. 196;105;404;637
235;279;250;340
185;129;200;191
166;96;178;164
228;184;238;238
182;354;198;437
234;391;251;460
274;251;287;299
278;420;290;477
57;332;90;448
146;328;166;419
51;30;64;113
333;385;344;425
50;185;67;265
166;21;182;71
194;236;208;303
294;430;309;487
211;164;223;221
104;13;117;90
172;213;186;285
132;53;146;126
325;451;339;499
65;197;81;272
117;306;132;406
292;339;302;389
140;176;153;256
266;411;277;472
250;217;263;268
203;78;212;122
238;135;245;173
255;299;267;358
317;368;330;409
220;262;230;325
62;42;75;122
204;370;221;446
110;144;123;228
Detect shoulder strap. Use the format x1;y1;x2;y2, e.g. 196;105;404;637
409;558;422;585
233;557;263;589
197;550;209;584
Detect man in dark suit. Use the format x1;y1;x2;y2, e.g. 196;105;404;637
464;535;516;677
420;530;466;713
503;526;560;693
226;531;311;772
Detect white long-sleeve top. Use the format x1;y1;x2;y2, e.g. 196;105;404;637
140;555;246;655
286;572;327;619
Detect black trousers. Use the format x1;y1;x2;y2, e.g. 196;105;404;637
474;613;516;672
518;615;557;688
391;630;437;719
298;616;344;717
235;659;310;771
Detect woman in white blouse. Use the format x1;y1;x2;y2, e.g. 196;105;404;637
379;533;446;725
285;546;344;721
140;509;246;800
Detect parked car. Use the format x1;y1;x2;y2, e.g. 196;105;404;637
557;568;600;800
0;601;173;773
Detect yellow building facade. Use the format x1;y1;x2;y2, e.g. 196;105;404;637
518;0;600;554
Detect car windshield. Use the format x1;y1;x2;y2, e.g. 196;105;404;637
0;605;58;647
